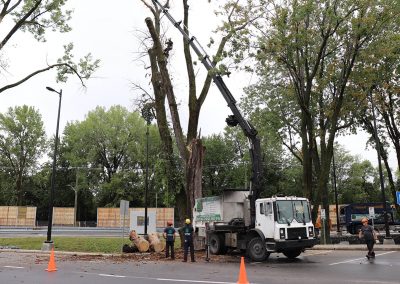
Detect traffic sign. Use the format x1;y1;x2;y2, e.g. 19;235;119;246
120;200;129;216
397;191;400;205
321;209;326;220
369;207;375;218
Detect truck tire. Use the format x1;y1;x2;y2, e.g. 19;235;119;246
283;249;302;259
247;237;267;262
209;233;226;255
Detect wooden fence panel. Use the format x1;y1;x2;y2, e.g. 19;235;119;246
97;207;174;228
0;206;36;226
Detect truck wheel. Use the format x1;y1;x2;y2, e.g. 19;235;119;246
283;249;302;259
247;237;266;262
209;233;226;255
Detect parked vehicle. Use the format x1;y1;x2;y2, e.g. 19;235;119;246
339;202;400;234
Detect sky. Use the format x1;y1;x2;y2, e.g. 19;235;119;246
0;0;396;170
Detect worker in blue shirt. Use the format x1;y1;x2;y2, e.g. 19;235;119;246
163;220;176;259
182;218;195;262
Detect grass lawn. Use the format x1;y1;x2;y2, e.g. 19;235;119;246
0;237;135;253
0;236;182;254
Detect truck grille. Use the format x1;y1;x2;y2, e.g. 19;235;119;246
287;227;307;240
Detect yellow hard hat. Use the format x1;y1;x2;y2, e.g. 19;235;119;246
185;218;191;224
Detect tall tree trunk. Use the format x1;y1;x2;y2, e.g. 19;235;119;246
149;48;185;219
186;138;205;213
142;1;253;223
364;117;399;215
16;172;23;206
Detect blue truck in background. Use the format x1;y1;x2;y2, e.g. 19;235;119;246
340;202;400;234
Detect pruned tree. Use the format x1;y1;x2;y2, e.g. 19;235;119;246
139;0;261;220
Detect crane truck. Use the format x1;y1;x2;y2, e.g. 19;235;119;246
151;0;316;261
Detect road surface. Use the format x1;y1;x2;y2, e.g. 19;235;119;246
0;250;399;283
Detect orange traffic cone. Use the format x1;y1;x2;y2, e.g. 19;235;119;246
237;256;249;284
46;248;57;272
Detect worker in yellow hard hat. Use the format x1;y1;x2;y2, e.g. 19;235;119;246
182;218;195;262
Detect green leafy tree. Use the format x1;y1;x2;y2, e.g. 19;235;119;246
202;134;246;196
61;106;162;207
227;0;400;243
0;105;46;205
350;26;400;213
0;0;99;93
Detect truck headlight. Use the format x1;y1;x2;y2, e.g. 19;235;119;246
280;228;285;239
308;226;314;237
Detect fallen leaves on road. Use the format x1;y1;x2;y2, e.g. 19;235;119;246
38;248;243;264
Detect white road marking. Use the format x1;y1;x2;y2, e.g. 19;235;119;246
3;266;24;269
156;278;235;284
99;273;126;278
79;272;237;284
329;251;397;265
305;250;332;256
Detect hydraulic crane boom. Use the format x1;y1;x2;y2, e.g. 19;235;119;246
151;0;263;227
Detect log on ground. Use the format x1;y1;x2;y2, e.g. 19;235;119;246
129;230;150;252
148;232;165;252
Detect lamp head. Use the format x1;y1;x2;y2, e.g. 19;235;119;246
46;86;56;92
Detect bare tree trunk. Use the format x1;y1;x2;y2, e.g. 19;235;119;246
186;138;205;212
16;173;23;206
148;47;185;219
141;1;253;222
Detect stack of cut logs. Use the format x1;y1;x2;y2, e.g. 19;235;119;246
126;230;165;253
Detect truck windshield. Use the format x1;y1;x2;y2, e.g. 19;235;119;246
276;200;311;224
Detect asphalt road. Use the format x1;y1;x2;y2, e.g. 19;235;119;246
0;250;399;284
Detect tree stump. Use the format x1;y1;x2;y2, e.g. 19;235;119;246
129;230;150;252
148;232;165;252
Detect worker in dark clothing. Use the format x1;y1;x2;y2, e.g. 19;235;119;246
182;218;195;262
163;220;176;259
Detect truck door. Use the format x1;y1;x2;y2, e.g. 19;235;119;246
257;201;274;238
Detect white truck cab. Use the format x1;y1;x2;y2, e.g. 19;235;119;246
255;196;315;255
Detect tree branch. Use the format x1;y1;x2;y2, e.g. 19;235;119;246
0;63;84;94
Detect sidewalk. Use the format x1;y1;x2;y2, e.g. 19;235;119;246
312;243;400;251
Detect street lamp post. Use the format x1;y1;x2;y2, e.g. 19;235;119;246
369;89;392;242
43;86;62;250
332;151;341;235
141;104;154;236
